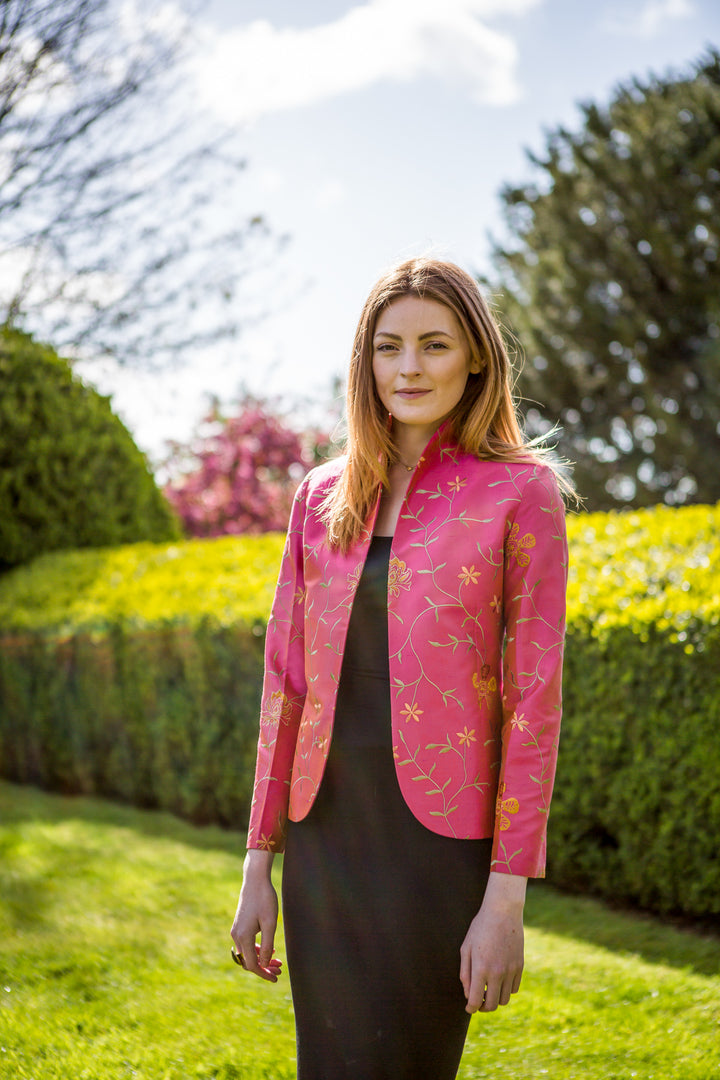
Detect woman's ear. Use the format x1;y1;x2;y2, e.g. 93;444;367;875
469;357;482;374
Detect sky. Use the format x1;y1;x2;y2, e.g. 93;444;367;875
81;0;720;464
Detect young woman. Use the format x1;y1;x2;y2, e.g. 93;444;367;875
231;257;570;1079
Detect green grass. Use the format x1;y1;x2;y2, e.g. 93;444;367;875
0;783;718;1080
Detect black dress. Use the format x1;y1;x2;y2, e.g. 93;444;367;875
282;535;492;1080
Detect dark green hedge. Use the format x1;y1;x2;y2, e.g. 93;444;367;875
0;502;718;917
0;622;264;828
0;326;178;569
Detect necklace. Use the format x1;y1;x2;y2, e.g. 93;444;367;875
396;456;420;472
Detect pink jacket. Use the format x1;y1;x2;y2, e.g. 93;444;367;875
247;425;568;877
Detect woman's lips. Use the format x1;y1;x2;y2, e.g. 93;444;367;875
395;389;431;398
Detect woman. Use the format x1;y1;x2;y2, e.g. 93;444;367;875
231;257;570;1079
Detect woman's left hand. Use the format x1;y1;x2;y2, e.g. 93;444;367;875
459;871;527;1013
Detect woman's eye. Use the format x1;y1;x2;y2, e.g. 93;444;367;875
427;341;448;350
375;343;396;353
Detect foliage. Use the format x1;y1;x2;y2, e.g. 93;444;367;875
1;782;719;1080
489;49;720;510
0;533;285;634
0;0;273;365
0;502;719;915
0;327;179;569
550;503;720;916
163;398;321;537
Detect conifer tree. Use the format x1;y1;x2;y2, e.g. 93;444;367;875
488;50;720;509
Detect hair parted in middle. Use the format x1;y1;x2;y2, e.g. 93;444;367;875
321;255;564;550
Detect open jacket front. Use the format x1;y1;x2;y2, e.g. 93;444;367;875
247;426;568;878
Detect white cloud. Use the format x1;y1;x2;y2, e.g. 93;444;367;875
188;0;542;123
603;0;695;37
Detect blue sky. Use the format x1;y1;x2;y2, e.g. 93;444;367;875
88;0;720;461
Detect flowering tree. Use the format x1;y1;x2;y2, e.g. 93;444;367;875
163;398;326;537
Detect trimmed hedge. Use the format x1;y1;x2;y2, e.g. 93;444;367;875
554;503;720;917
0;327;179;568
0;535;283;828
0;504;718;916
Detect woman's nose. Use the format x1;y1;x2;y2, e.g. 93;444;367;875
399;347;422;376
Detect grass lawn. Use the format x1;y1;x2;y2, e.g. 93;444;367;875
0;782;718;1080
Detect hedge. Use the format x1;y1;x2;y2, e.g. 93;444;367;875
0;504;718;916
0;536;283;828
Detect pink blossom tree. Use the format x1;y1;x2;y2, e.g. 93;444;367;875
163;397;326;537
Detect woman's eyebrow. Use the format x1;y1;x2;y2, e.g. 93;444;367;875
374;329;454;340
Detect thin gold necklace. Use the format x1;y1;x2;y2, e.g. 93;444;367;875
396;456;419;472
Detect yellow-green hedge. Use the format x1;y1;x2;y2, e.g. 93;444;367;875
0;504;718;916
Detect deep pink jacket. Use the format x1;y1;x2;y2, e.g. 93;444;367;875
247;426;568;877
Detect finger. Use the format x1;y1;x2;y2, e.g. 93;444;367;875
511;969;523;995
258;919;277;969
479;975;501;1012
459;948;471;998
465;968;488;1014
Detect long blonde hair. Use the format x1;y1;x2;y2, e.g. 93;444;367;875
322;256;572;550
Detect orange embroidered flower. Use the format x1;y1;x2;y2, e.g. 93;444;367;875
506;522;536;567
457;726;477;747
393;744;399;760
510;711;530;733
448;475;467;493
388;557;412;597
401;702;423;723
490;595;501;614
495;783;520;831
458;564;481;586
346;565;362;591
262;690;293;729
293;586;306;605
472;665;497;708
258;833;276;851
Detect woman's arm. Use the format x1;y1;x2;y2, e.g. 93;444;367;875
459;871;527;1012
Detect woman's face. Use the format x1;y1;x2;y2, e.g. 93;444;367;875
372;295;479;441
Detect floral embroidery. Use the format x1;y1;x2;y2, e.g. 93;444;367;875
510;711;530;733
388;557;412;597
346;565;362;591
293;587;306;605
458;565;481;586
401;702;424;723
490;595;501;614
457;726;477;747
262;690;293;729
506;522;536;567
472;665;497;708
496;783;520;831
257;833;276;851
448;475;467;493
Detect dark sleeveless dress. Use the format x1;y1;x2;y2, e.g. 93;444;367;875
282;536;492;1080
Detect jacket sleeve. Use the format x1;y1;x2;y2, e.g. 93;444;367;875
492;465;568;877
246;475;310;853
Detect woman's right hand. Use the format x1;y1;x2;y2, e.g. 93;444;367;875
230;849;282;982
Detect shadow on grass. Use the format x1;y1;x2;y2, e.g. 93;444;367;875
4;780;719;979
525;879;720;978
0;780;246;857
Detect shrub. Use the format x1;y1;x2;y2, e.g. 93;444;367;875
0;504;718;916
552;502;720;916
0;326;179;569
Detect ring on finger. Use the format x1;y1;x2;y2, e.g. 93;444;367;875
231;945;245;968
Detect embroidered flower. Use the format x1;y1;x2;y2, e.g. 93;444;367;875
457;726;477;747
448;475;467;493
472;665;498;708
495;782;520;831
388;557;413;597
458;564;481;586
401;702;423;723
510;711;530;733
490;595;501;614
346;565;362;591
293;586;306;605
393;744;399;760
257;833;276;851
262;690;293;729
506;522;536;567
